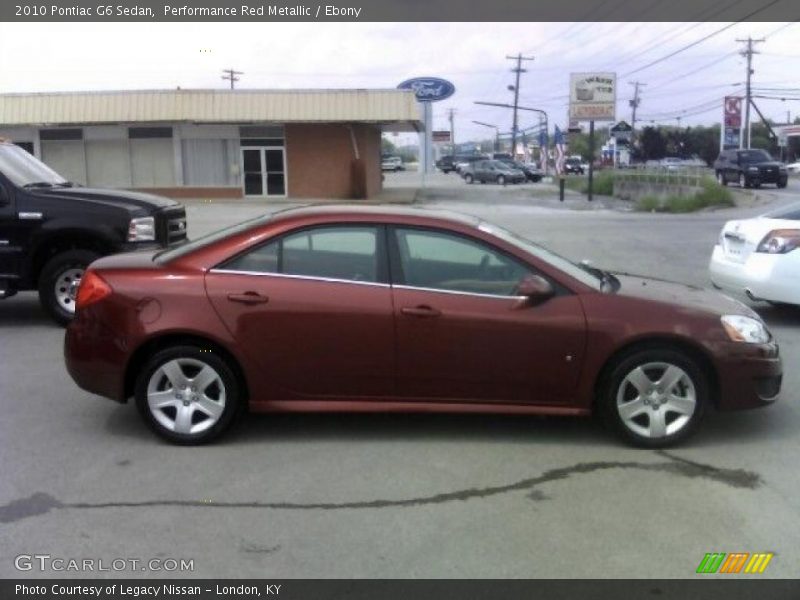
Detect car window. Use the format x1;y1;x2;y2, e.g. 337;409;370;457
223;225;379;283
393;228;531;296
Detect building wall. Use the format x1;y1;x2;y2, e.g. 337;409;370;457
285;123;382;199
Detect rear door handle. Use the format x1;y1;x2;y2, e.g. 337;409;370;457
401;305;441;318
227;292;269;305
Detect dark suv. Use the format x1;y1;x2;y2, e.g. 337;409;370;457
0;140;187;325
714;149;788;189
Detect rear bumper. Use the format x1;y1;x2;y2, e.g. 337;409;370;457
712;340;782;410
709;245;799;305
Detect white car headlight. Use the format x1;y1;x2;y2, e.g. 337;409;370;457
127;216;156;242
721;315;771;343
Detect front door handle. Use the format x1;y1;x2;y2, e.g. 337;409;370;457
227;292;269;305
401;305;441;318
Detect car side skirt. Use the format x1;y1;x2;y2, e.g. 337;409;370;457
249;399;590;417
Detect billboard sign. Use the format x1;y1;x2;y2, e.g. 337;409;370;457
432;130;451;142
397;77;456;102
724;96;742;128
569;72;616;121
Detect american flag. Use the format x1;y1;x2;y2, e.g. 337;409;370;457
554;126;566;176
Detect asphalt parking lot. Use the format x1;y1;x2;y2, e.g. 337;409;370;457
1;174;799;578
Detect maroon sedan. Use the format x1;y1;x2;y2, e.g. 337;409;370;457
64;206;782;446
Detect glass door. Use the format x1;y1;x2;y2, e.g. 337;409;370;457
241;147;286;197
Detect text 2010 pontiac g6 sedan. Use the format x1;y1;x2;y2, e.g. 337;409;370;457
64;206;782;446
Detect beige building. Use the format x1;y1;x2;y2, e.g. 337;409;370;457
0;89;422;199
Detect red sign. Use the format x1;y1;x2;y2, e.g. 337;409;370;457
724;97;742;128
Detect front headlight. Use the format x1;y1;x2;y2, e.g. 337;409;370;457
127;216;156;242
721;315;771;343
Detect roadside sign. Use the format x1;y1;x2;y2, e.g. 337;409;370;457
397;77;456;102
724;96;742;128
432;130;451;142
569;72;616;122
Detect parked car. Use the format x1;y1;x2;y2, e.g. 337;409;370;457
454;154;488;175
785;161;800;174
564;157;585;175
381;156;405;172
462;160;526;185
713;149;789;189
0;139;187;325
435;155;457;174
660;157;685;171
498;159;543;182
709;202;800;306
65;206;781;447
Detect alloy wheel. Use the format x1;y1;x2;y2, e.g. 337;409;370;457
146;358;226;435
615;361;696;439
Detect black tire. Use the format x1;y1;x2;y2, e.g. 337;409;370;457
739;172;749;188
716;171;727;186
751;180;761;189
497;175;506;186
464;173;474;184
599;347;708;448
38;249;99;326
135;345;242;445
777;178;788;189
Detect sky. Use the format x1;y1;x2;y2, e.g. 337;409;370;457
0;21;798;145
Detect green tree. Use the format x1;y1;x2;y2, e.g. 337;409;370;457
639;126;666;160
381;137;397;156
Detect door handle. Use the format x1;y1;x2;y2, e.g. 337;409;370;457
401;305;441;318
227;292;269;305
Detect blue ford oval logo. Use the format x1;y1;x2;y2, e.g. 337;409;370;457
397;77;456;102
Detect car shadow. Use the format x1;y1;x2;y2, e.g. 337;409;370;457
751;301;800;326
0;293;59;328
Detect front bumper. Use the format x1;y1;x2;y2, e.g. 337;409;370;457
709;245;799;305
711;340;782;410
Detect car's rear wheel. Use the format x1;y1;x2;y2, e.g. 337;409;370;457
716;171;727;186
464;173;474;184
38;249;99;326
497;175;506;185
600;347;707;448
135;345;241;445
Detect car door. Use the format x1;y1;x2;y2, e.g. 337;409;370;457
205;224;395;400
390;226;587;405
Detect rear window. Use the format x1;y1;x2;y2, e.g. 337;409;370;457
155;214;273;264
763;204;800;221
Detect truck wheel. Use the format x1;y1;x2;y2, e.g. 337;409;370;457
716;171;727;186
497;175;506;186
38;249;100;326
777;178;788;189
464;174;474;184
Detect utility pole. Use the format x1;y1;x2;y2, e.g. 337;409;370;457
221;68;244;89
506;53;536;159
447;108;457;156
737;37;764;149
628;81;646;132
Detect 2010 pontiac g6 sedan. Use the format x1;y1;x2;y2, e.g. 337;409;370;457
64;206;782;447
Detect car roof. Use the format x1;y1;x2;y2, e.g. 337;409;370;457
268;203;483;228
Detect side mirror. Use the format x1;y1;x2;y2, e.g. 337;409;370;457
515;274;554;306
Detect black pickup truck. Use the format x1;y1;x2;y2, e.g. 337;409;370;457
0;140;187;325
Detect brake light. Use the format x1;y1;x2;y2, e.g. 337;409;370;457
75;271;112;309
756;229;800;254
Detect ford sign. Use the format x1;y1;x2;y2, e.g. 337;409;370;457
397;77;455;102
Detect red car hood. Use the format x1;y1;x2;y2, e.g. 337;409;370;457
612;273;758;318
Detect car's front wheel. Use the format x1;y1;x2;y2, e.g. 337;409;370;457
716;171;727;186
38;249;99;326
739;173;748;188
497;175;506;185
777;178;788;189
600;347;707;448
135;345;241;444
464;173;474;184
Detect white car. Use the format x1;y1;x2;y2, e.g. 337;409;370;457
786;161;800;174
709;203;800;305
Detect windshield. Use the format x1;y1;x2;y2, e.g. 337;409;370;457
738;149;772;163
0;144;68;187
155;214;274;263
477;221;603;290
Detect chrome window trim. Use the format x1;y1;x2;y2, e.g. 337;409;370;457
208;268;390;289
393;284;525;301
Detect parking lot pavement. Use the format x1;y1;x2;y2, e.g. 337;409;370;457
1;180;799;579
